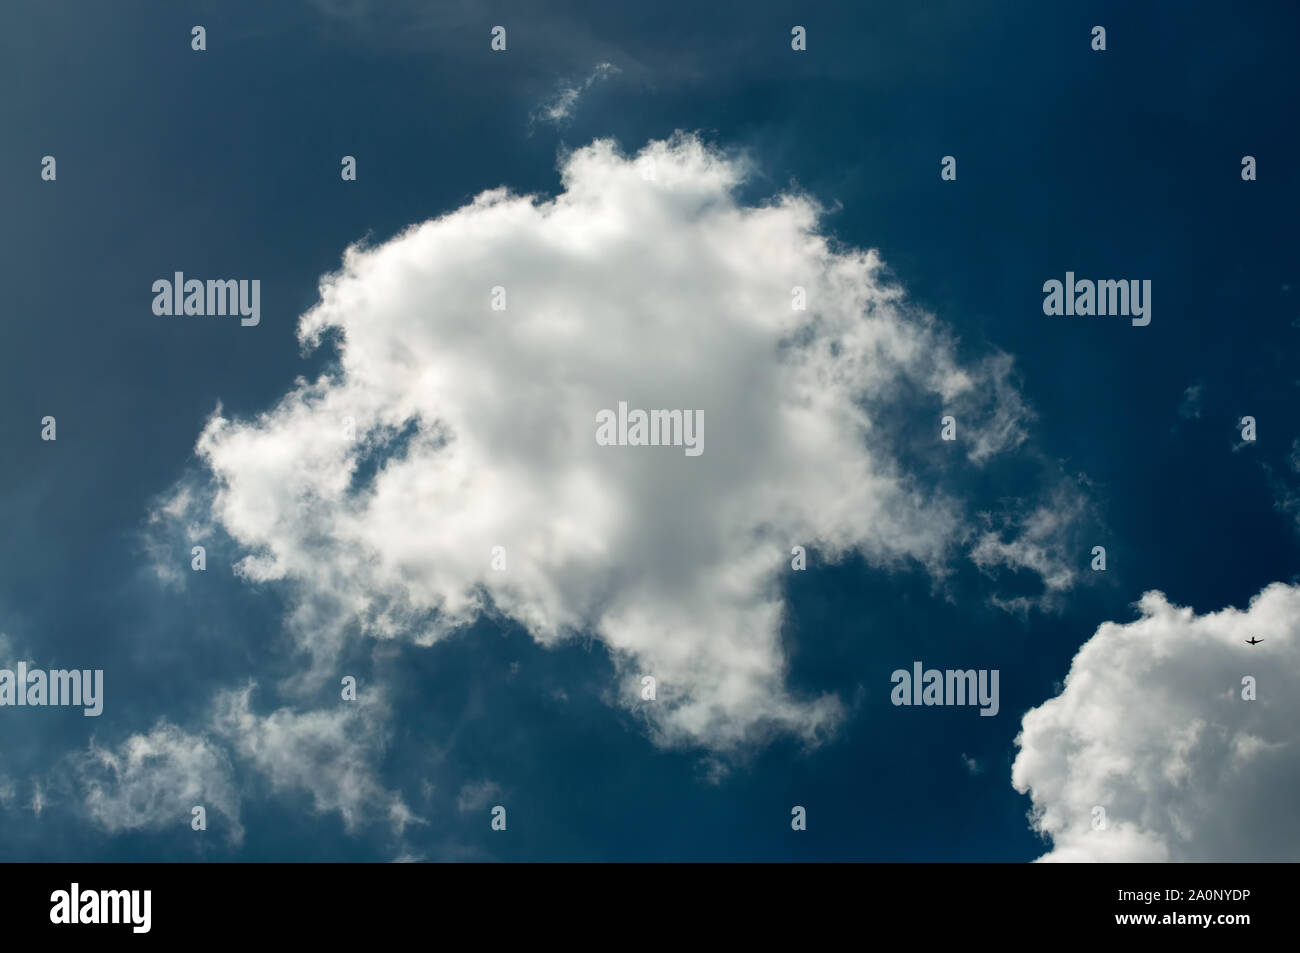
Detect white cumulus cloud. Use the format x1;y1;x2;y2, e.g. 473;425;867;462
163;133;1077;753
1013;582;1300;861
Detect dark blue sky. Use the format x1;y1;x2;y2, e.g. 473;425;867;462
1;0;1297;861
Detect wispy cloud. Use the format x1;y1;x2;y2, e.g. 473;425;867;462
1178;382;1203;420
455;779;502;814
530;62;620;128
74;722;244;845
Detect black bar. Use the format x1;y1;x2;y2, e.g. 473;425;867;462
3;862;1286;940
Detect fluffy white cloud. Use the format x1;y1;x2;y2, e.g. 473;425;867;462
169;134;1073;751
76;723;243;844
1013;582;1300;861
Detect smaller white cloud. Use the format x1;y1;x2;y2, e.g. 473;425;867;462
1178;382;1203;420
969;484;1090;611
961;754;983;776
531;62;619;126
75;722;243;844
143;482;216;590
211;684;417;836
1013;582;1300;861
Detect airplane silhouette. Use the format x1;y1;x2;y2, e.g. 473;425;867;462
1245;637;1262;645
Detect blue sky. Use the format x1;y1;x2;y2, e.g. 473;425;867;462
1;0;1298;862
